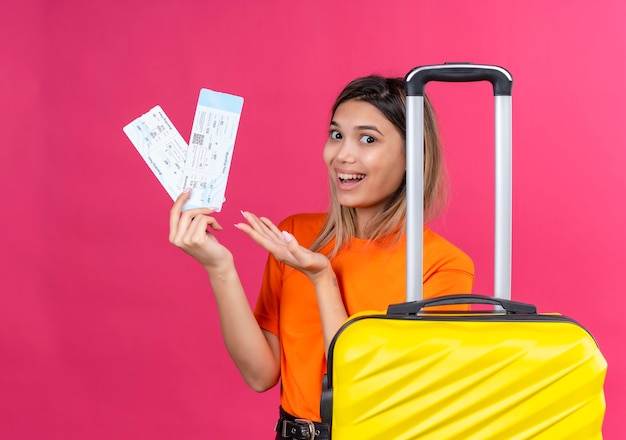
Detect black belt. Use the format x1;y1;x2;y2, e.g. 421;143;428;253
275;407;330;440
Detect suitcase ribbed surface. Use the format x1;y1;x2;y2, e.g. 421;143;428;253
328;316;606;439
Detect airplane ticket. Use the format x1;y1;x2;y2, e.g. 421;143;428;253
123;105;187;202
123;89;244;211
182;88;244;210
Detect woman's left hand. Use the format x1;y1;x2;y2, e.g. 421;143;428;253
236;211;331;280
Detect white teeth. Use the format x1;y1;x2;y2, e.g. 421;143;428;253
337;173;365;180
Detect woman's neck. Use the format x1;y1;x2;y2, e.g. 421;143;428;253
354;206;380;238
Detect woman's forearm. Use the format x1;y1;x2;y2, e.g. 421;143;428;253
309;267;348;357
206;260;280;392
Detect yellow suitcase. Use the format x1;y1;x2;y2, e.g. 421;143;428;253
320;65;607;439
320;295;607;439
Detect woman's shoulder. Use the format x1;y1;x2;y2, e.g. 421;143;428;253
423;227;474;270
278;213;327;244
278;212;326;228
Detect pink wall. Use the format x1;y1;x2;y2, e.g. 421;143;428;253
1;0;624;438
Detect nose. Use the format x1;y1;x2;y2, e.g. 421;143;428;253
334;139;357;164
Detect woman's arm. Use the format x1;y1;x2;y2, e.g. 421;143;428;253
169;191;280;391
203;259;280;391
236;212;348;356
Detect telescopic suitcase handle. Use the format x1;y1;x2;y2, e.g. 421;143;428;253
405;63;513;96
404;63;514;302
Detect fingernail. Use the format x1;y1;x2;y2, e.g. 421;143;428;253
233;223;242;230
240;210;247;219
282;231;293;243
183;187;191;193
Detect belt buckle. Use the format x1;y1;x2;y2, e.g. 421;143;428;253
282;418;316;440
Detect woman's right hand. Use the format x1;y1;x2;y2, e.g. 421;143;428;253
169;189;233;270
236;211;332;281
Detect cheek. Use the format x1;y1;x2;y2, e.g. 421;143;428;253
322;142;334;167
379;156;406;187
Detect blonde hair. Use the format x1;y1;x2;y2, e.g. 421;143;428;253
310;76;445;258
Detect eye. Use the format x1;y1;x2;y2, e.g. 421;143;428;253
359;134;376;144
329;130;342;140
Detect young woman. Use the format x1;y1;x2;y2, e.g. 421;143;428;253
169;75;474;439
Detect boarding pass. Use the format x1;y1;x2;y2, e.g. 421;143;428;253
123;89;244;211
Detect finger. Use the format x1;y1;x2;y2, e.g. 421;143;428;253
281;231;304;256
205;215;224;232
174;188;192;206
241;211;276;240
182;214;216;246
179;212;226;247
259;216;284;241
281;231;318;266
251;215;284;244
171;207;218;245
235;221;276;249
172;209;210;243
281;231;330;274
236;222;292;260
171;189;216;223
171;188;218;219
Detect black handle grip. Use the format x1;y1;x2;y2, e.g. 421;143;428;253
405;63;513;96
387;294;536;315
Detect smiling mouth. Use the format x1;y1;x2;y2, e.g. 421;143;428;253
337;172;365;184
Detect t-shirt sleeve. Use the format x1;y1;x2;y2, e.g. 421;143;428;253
423;262;474;311
254;253;282;337
423;267;474;297
422;230;475;310
253;216;303;337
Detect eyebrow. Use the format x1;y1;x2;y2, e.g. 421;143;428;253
330;121;384;136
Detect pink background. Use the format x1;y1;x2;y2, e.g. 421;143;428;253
1;0;625;438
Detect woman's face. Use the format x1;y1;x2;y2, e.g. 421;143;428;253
323;99;405;221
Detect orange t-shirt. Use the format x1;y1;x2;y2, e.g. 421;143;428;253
254;213;474;421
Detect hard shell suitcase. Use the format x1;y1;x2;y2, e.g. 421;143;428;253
320;64;607;439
